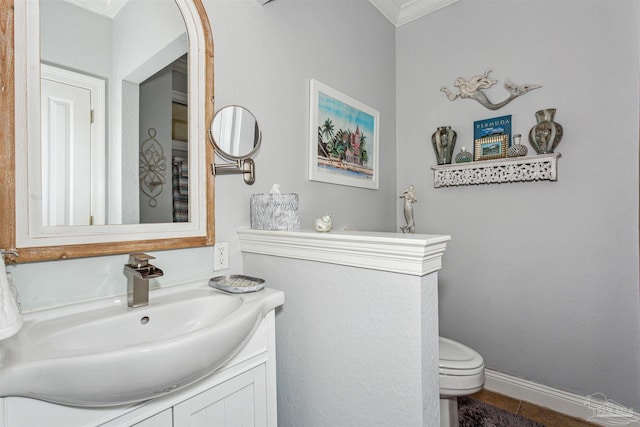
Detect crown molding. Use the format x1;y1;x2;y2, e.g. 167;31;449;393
368;0;460;27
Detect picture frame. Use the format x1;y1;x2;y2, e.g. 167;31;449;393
474;134;509;161
474;115;512;147
308;79;379;189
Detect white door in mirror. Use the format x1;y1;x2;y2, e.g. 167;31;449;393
41;66;106;226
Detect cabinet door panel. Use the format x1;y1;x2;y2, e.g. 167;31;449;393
190;398;225;427
174;365;267;427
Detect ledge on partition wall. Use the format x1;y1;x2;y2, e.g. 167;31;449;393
237;228;451;276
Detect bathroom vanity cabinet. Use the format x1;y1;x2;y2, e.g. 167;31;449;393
0;311;277;427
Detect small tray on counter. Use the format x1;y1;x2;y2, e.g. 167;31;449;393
209;275;265;294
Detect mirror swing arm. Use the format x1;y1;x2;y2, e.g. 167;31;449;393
212;158;255;185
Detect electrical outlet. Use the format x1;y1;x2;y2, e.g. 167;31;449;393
213;242;229;271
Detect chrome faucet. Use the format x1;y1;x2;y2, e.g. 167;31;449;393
124;253;164;308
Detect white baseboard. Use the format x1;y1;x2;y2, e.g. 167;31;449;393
484;369;640;427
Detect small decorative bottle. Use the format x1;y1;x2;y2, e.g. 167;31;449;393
507;134;528;158
455;146;473;163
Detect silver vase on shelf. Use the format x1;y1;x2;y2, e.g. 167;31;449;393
528;109;563;154
431;126;457;165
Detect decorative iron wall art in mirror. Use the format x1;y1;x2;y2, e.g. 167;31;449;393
139;128;168;207
0;0;215;262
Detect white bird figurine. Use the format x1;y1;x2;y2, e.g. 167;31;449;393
313;214;332;232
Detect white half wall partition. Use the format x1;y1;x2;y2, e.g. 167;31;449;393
238;228;450;427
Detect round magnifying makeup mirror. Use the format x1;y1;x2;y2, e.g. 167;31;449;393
209;106;261;160
209;106;261;185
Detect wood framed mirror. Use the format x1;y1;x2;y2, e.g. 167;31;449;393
0;0;215;263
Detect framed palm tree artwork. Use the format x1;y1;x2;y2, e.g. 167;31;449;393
308;79;379;190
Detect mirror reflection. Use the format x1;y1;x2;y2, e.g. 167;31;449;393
209;106;261;160
39;0;189;226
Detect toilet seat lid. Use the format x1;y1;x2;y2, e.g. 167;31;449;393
439;336;484;371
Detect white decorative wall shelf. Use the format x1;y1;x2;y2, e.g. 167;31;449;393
431;153;561;188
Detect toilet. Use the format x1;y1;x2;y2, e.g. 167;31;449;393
439;336;485;427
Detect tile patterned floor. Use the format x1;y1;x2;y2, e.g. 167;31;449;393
468;389;600;427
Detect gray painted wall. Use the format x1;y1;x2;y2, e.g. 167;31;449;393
396;0;640;408
243;254;440;427
206;0;398;263
40;0;112;79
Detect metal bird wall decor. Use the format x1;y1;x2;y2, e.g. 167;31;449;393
440;70;541;110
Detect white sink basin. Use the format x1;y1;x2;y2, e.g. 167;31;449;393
0;282;284;407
